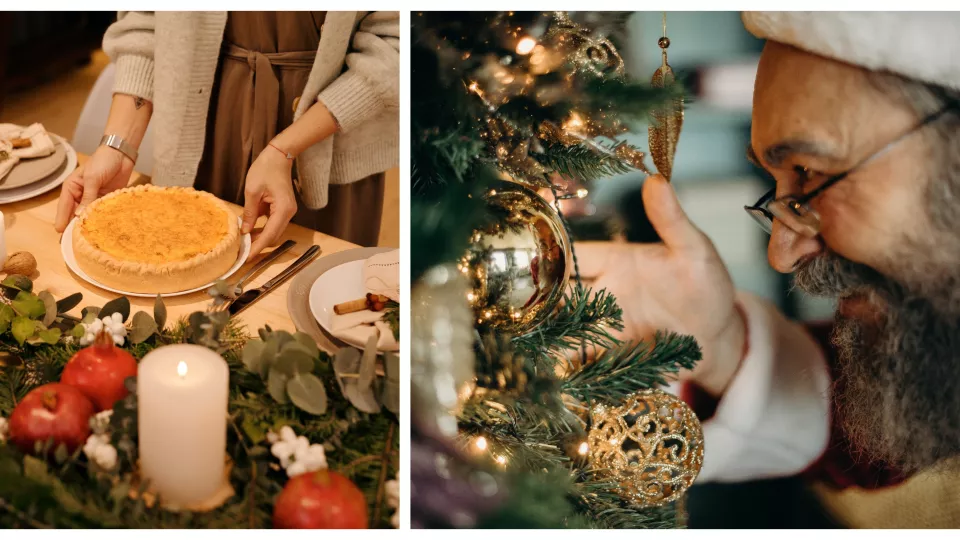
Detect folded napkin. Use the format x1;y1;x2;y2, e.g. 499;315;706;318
0;123;55;159
0;141;20;184
363;250;400;302
331;310;399;352
330;250;400;352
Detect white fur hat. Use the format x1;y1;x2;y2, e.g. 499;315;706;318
742;12;960;90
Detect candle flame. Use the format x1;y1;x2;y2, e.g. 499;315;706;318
177;361;187;378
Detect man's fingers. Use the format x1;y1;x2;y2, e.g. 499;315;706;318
572;241;622;280
642;174;703;252
54;167;85;232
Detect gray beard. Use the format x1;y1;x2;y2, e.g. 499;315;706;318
794;253;960;473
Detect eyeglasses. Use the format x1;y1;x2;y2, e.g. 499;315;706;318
744;103;958;237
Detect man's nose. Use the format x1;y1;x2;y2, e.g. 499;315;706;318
767;220;823;273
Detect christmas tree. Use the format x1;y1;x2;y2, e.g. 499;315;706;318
411;12;705;529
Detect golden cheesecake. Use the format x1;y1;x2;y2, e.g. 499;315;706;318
72;185;241;294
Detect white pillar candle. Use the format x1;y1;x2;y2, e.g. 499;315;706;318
138;344;229;507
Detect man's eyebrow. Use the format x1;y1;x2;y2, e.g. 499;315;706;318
747;140;840;168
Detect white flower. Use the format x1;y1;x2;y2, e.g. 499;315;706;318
80;315;127;347
90;409;113;434
385;471;399;528
0;417;8;444
83;433;117;471
269;425;328;477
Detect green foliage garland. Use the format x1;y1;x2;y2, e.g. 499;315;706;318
0;279;398;529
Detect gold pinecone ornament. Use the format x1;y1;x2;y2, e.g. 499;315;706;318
648;17;684;181
588;388;704;507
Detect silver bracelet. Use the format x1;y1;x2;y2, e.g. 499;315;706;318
99;134;138;163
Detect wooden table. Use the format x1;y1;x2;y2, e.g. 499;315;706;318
1;154;359;339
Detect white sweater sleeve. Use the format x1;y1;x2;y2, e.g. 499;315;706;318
694;291;832;483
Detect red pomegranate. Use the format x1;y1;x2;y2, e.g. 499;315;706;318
8;383;94;454
273;469;369;529
60;330;138;411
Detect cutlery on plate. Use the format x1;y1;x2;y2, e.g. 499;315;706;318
226;245;322;316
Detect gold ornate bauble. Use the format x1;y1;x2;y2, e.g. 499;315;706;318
411;264;477;437
462;180;571;335
588;389;704;507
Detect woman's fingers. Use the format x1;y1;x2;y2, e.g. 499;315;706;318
54;166;85;232
248;197;296;256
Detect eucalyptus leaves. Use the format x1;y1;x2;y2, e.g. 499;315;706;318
0;274;72;346
241;330;400;417
242;328;330;415
0;274;167;349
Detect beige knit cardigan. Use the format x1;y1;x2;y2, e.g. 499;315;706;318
102;11;399;209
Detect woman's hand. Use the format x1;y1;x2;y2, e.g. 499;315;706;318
575;175;746;397
55;145;134;232
243;146;298;256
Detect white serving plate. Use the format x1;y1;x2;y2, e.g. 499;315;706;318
308;259;376;351
61;216;251;298
0;135;77;204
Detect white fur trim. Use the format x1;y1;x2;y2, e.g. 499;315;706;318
742;12;960;90
695;292;832;483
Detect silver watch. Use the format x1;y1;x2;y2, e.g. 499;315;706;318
99;134;138;163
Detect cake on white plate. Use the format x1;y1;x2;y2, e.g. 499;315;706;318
72;185;240;294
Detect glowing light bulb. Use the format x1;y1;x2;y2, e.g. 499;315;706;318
516;36;537;55
177;361;188;378
563;112;585;132
576;188;589;199
495;455;507;465
578;442;589;455
475;436;488;451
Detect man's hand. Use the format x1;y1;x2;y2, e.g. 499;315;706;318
576;175;746;396
55;145;134;232
242;147;298;256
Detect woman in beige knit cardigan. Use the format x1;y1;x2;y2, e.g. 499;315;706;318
54;12;398;251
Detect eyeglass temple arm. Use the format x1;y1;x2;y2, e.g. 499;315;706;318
795;103;957;206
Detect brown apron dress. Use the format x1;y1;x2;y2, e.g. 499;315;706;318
195;11;385;247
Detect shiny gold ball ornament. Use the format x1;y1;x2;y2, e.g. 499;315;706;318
462;180;571;335
588;389;704;507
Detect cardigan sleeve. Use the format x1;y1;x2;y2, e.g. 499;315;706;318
688;291;832;483
318;11;400;134
102;11;156;102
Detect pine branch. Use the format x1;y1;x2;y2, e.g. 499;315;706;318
583;78;687;123
562;332;702;406
534;141;637;181
411;166;503;282
574;475;679;529
513;284;624;370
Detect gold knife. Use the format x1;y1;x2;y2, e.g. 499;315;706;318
228;245;322;316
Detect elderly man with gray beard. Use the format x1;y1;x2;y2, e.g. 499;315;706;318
577;12;960;527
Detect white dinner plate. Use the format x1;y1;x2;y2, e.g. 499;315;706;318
60;217;251;298
0;135;77;204
308;259;374;351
